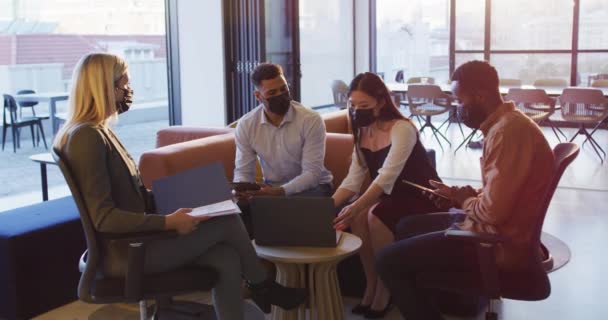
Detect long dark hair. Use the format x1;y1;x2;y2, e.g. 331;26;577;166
348;72;406;149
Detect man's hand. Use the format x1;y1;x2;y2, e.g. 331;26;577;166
450;185;478;209
426;180;455;209
426;180;478;209
247;185;286;197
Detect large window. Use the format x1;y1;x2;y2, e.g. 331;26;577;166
0;0;169;210
579;0;608;50
299;0;354;107
491;0;572;50
375;0;450;84
0;0;169;109
374;0;608;86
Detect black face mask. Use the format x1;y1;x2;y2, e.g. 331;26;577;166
265;91;292;116
116;87;134;114
457;103;485;129
350;108;376;128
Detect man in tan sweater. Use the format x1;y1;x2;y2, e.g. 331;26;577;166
376;60;555;320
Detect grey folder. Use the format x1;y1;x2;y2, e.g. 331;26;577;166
251;197;339;247
152;162;232;215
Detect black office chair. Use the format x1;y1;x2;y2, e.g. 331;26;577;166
2;94;47;152
17;89;50;146
52;147;219;320
416;143;579;320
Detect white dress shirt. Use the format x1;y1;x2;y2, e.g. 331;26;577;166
233;101;333;195
338;120;418;194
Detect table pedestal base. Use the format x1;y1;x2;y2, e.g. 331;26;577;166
271;261;344;320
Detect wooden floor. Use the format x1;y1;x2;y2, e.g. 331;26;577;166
33;125;608;319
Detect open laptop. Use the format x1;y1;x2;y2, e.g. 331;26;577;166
152;162;234;215
250;197;342;247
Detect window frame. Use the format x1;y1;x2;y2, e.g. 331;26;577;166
370;0;608;86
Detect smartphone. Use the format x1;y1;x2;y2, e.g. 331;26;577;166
230;182;262;192
402;180;450;200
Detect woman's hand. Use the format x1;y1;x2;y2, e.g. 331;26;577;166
333;203;363;231
165;208;210;235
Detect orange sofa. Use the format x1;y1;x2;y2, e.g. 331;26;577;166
137;109;436;298
138;109;354;190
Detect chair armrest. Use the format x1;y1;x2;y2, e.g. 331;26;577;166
99;231;177;300
100;230;178;244
444;229;506;245
446;229;504;297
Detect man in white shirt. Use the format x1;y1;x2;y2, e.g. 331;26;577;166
233;63;334;233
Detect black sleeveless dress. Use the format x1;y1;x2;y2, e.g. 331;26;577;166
360;138;440;234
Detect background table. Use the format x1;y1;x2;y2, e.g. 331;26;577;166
253;232;362;320
14;92;69;140
29;152;57;201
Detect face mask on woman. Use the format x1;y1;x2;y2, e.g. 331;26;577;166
350;107;376;128
115;87;134;114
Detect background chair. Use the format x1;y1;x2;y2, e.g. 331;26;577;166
499;79;522;87
588;73;608;86
395;70;405;83
17;89;50;147
331;80;349;110
2;94;47;153
417;142;580;320
52;147;219;320
505;88;566;141
533;78;568;87
558;88;608;162
407;76;435;84
591;79;608;88
406;84;453;150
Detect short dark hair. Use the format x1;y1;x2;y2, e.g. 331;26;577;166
451;60;499;93
251;63;283;88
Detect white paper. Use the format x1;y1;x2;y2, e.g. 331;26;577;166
188;199;241;218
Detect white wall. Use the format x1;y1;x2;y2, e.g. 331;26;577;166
355;0;371;74
176;0;226;127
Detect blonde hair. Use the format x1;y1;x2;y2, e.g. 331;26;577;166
54;53;128;148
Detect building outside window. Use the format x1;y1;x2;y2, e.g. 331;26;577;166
0;0;169;210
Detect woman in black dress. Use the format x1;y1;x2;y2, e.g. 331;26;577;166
332;73;442;318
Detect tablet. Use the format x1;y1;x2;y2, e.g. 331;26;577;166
402;179;450;200
230;182;262;192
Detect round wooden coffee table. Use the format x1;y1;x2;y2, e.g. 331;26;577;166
253;232;362;320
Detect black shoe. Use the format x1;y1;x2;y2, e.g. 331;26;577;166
247;279;308;314
364;303;392;319
352;303;371;315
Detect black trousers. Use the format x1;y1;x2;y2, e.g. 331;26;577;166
375;213;481;320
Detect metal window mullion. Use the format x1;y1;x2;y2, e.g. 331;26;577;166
571;0;580;86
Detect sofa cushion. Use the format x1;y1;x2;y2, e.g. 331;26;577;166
140;132;358;190
0;196;85;320
156;126;234;148
323;109;350;134
141;133;238;189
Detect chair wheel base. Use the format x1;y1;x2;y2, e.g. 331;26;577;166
485;311;498;320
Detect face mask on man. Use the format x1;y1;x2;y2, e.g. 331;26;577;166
457;102;485;129
265;91;292;116
116;87;134;114
350;107;376;128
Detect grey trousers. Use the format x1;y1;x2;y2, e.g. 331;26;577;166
144;214;267;320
